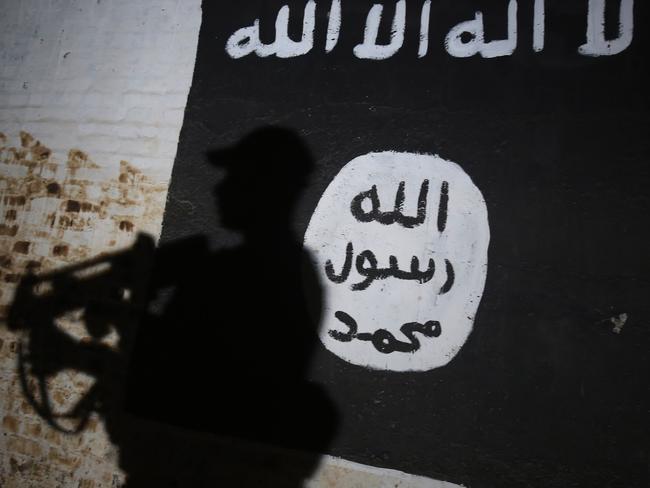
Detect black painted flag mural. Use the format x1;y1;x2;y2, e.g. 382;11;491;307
148;1;649;486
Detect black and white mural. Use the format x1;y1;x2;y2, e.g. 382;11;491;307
153;1;649;486
305;152;489;371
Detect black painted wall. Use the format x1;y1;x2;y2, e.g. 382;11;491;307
158;1;649;486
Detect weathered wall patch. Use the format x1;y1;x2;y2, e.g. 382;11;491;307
0;132;167;319
304;152;489;371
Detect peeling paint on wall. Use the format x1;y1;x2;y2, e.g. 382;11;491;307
0;0;202;486
610;313;628;334
0;132;167;319
0;131;167;487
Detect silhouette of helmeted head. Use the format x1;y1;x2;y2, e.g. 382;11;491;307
209;127;313;236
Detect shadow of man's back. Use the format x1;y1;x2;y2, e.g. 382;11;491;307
123;127;336;486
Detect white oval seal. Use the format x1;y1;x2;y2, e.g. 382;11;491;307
304;152;489;372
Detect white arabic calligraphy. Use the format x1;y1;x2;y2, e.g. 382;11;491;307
225;1;635;60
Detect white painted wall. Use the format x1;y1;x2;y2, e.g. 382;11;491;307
0;1;201;486
0;0;201;184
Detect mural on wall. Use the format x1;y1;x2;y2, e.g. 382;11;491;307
138;0;650;485
304;152;488;371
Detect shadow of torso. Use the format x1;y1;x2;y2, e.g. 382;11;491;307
127;238;331;440
122;237;335;486
120;128;336;487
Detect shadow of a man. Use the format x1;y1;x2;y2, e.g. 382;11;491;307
125;127;339;486
9;127;337;487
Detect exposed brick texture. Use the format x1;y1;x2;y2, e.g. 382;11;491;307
0;1;201;486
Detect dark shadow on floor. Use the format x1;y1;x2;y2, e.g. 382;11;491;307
8;127;338;487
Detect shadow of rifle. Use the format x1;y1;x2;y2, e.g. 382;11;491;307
6;233;155;438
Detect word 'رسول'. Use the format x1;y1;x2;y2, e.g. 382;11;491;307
226;0;635;60
325;242;455;294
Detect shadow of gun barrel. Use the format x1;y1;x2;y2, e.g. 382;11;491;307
6;233;156;433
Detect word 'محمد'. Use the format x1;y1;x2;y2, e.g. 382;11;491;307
330;310;442;354
226;0;635;60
